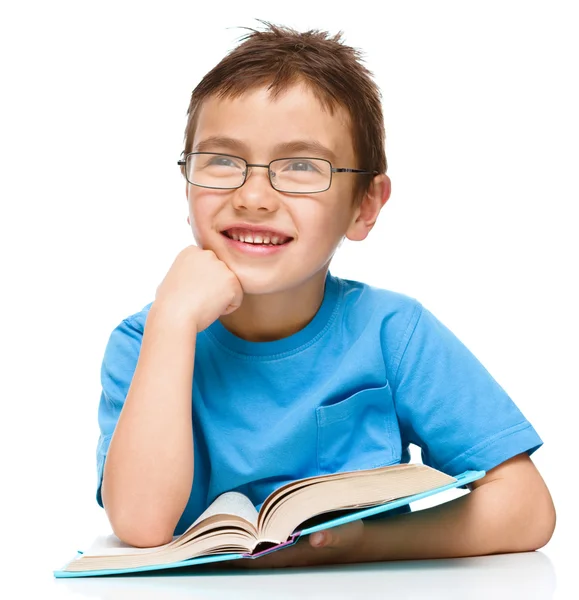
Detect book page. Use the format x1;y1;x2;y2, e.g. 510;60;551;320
80;493;258;557
185;491;259;533
261;464;457;541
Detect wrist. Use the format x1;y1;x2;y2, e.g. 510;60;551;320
148;301;199;335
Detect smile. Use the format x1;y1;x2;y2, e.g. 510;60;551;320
221;232;293;256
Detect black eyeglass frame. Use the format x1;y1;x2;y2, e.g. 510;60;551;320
177;151;379;194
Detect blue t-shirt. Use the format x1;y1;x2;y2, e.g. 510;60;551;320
96;271;543;535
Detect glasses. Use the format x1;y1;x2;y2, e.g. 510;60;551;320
177;152;378;194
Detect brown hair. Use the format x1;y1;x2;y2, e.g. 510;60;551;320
182;21;387;205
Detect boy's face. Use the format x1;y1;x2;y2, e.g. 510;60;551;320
186;83;387;295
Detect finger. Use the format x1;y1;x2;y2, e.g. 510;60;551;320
310;519;365;549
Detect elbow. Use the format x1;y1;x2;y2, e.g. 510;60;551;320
476;455;557;554
102;483;176;548
111;521;175;549
107;506;176;549
511;479;557;552
526;492;556;551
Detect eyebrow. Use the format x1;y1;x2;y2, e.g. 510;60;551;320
194;136;338;163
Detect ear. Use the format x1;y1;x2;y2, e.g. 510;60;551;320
345;174;391;242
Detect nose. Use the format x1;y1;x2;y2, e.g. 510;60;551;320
232;166;279;212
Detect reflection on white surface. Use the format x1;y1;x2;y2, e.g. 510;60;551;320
54;551;556;600
82;534;178;557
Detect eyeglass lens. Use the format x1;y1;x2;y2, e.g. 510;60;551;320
185;153;331;193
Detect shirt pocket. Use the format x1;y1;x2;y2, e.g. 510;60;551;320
316;382;400;475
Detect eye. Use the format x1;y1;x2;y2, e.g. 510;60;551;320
283;159;320;173
284;160;319;172
208;156;239;167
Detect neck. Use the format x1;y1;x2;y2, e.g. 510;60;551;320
217;268;329;342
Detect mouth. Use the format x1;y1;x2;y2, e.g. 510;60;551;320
220;231;294;247
220;231;294;255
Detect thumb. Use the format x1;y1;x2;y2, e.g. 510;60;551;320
309;519;365;549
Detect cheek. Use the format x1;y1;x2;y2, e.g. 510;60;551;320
187;189;218;226
307;191;352;234
187;191;235;255
294;209;346;255
186;203;211;248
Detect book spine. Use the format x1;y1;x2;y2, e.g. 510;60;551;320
244;533;300;559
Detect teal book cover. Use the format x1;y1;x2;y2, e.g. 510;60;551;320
54;467;484;578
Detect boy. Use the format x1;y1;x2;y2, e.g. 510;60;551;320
96;23;555;569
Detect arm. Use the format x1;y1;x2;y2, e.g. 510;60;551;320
101;305;196;548
229;453;556;568
357;453;556;562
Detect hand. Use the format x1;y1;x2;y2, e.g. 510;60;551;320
218;520;366;570
153;245;243;332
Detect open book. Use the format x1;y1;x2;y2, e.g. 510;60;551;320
54;464;484;578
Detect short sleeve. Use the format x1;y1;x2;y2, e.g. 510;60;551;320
96;316;144;508
392;302;543;476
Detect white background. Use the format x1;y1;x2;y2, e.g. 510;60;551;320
1;1;577;598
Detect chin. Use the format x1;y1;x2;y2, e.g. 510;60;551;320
232;269;292;296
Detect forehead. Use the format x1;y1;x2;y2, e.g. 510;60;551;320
192;83;355;163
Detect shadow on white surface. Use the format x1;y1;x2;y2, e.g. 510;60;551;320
54;551;555;599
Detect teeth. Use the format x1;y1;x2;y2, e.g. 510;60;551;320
229;232;286;245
